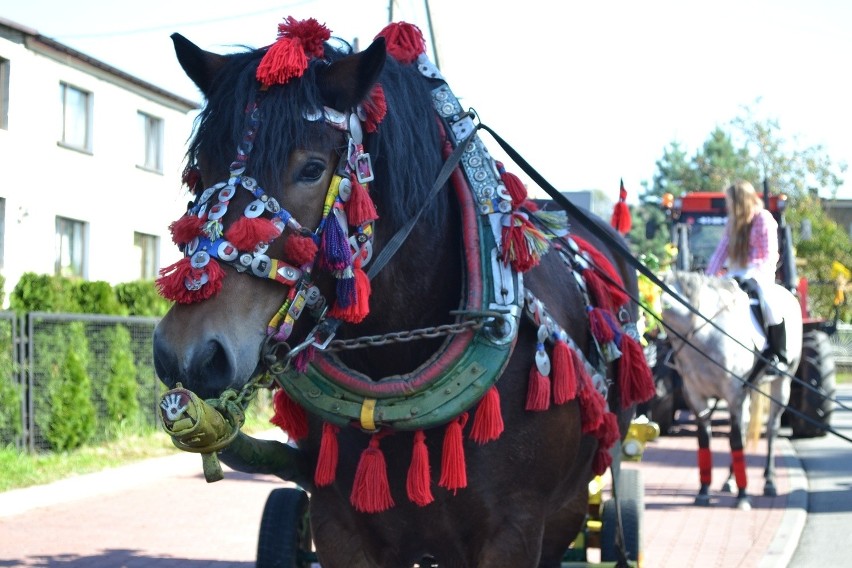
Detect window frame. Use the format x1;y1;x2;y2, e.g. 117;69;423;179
0;57;9;131
58;82;93;153
54;216;88;278
137;110;164;173
133;231;160;280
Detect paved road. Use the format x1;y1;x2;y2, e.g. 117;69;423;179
788;383;852;567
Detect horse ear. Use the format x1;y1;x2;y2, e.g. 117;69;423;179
317;37;386;111
171;33;228;96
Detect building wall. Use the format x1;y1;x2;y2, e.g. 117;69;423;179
0;21;196;300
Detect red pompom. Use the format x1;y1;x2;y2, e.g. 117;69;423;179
406;430;434;506
283;234;319;266
156;257;225;304
225;217;282;251
351;433;394;513
169;214;204;245
256;17;331;87
375;22;427;64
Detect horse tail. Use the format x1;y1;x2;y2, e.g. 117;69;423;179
746;383;769;450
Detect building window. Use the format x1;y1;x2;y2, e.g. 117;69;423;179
0;58;9;130
138;111;163;172
134;232;159;280
59;82;92;151
55;216;87;278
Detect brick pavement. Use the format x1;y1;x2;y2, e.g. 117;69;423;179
0;422;805;567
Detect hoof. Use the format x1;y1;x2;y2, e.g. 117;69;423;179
735;495;752;511
695;494;712;506
764;481;778;497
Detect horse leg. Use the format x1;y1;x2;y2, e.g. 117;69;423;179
694;409;713;506
763;378;789;497
728;395;752;510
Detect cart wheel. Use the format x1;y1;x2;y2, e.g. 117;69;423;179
787;330;836;438
256;487;314;568
600;469;643;564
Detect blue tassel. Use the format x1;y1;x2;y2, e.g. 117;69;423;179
335;267;356;307
319;209;351;271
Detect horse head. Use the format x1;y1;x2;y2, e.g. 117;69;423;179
153;24;453;400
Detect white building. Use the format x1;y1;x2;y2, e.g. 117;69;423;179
0;17;197;301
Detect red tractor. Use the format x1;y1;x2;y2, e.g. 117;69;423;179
642;185;837;438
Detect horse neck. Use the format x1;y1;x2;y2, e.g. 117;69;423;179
337;201;462;376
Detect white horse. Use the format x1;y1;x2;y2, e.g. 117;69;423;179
661;270;803;509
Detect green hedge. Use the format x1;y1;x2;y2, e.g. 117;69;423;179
6;274;172;450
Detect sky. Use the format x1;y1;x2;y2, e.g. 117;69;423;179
3;0;851;202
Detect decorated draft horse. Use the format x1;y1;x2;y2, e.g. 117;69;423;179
662;270;802;509
152;18;654;567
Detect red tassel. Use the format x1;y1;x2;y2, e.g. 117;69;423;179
496;161;528;207
618;334;656;408
501;213;548;272
315;422;339;487
362;84;387;132
610;178;632;235
256;17;330;87
470;386;504;443
593;446;613;476
525;363;551;411
572;236;630;308
345;177;379;226
169;214;204;245
578;377;605;434
588;307;615;343
156;257;225;304
582;268;613;312
438;413;468;493
181;165;201;192
283;233;319;266
552;340;577;404
406;430;434;506
351;432;395;513
270;388;308;442
375;22;427;64
225;216;282;251
327;261;371;323
594;412;622;451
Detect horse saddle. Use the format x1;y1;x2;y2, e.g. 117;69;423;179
733;277;769;335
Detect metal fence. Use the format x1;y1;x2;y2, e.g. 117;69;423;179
833;322;852;369
0;312;161;452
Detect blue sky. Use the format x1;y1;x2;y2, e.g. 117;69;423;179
3;0;850;201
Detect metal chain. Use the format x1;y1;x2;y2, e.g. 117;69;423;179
325;319;484;351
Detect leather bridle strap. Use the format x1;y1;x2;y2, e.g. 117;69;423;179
366;129;475;280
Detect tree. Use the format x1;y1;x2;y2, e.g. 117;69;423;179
634;99;851;322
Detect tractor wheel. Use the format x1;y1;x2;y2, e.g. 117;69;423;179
600;469;644;564
787;330;836;438
256;487;314;568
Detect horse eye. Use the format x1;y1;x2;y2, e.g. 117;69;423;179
298;160;327;184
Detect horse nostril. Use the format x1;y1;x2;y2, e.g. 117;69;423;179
153;332;236;400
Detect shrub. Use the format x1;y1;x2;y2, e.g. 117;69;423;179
43;348;96;451
114;280;171;317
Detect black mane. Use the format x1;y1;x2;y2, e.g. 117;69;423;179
187;39;447;232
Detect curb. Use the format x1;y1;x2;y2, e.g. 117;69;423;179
759;436;809;568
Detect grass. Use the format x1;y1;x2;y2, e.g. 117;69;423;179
0;392;277;493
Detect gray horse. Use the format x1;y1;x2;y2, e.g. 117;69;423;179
662;270;802;509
